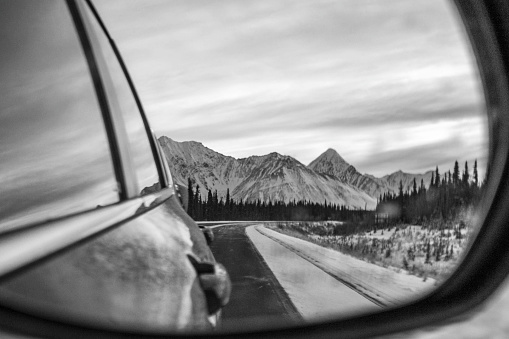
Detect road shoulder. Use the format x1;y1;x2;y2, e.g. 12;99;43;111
246;225;380;320
253;225;436;308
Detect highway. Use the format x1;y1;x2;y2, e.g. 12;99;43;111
207;223;302;331
207;222;383;331
208;222;509;339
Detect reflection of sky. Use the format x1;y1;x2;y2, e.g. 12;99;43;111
0;1;118;230
95;0;487;177
84;4;160;192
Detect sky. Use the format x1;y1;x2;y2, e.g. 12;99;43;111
94;0;487;178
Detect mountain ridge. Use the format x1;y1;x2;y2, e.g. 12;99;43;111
158;136;433;209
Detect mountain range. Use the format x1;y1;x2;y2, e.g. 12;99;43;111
158;136;433;210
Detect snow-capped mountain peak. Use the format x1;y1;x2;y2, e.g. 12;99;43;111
308;148;350;178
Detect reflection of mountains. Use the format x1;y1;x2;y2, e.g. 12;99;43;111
158;136;433;210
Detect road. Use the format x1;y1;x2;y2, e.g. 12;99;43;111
208;222;383;330
208;223;302;331
208;222;509;337
245;225;380;320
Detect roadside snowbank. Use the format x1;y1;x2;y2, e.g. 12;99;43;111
255;225;436;307
246;226;379;320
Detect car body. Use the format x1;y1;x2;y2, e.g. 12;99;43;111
0;0;230;334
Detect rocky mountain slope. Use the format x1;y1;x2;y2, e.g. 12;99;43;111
307;149;433;198
158;136;433;210
158;137;376;209
308;149;389;197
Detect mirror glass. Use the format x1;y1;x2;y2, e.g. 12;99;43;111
95;0;487;331
0;0;119;233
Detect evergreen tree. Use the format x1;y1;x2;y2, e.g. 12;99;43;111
213;190;219;205
207;189;213;220
473;159;479;186
462;161;469;186
197;194;202;220
194;184;200;219
425;243;431;264
483;163;490;186
225;188;231;219
187;177;194;217
435;166;440;187
453;160;460;186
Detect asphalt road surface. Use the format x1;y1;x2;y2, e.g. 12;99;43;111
208;223;302;331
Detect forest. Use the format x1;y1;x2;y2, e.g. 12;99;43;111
185;159;484;234
184;176;368;222
265;160;485;279
375;160;484;229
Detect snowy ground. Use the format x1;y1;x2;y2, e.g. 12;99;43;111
247;222;509;337
360;225;467;240
252;225;437;308
279;221;472;281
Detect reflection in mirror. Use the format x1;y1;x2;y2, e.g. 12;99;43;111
83;3;161;195
0;0;488;334
97;0;488;330
0;0;119;233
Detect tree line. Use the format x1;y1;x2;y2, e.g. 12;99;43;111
185;178;372;222
376;160;484;227
184;159;484;226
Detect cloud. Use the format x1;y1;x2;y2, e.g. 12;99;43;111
96;0;487;177
356;137;486;176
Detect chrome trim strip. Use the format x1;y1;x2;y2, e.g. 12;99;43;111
85;0;169;189
67;0;126;200
0;188;174;278
75;0;139;198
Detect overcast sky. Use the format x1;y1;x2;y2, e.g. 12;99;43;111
95;0;487;178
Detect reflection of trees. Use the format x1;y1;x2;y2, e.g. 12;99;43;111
185;179;374;223
376;160;484;228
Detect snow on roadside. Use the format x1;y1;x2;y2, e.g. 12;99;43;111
246;226;380;320
255;225;437;308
